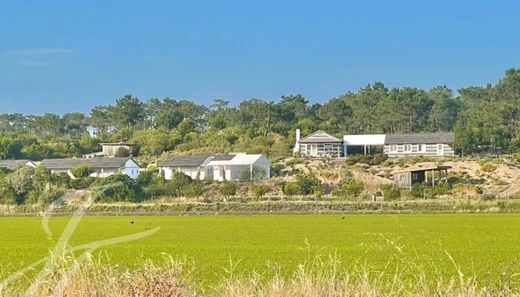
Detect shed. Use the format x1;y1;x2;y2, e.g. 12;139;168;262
393;165;451;188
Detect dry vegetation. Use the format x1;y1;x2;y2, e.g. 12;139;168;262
2;254;518;297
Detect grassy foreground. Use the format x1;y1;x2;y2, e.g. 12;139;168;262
1;214;520;295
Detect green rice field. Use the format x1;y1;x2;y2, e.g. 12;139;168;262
1;214;520;288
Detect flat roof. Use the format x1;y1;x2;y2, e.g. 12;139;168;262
343;134;386;145
394;165;452;174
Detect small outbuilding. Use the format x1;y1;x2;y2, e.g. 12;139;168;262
393;165;451;188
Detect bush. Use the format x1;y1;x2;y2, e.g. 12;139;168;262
282;182;299;197
480;163;496;173
252;184;270;199
295;174;321;195
180;181;205;198
71;165;95;179
381;185;401;201
91;174;137;202
345;154;387;166
481;194;496;201
332;180;364;198
411;182;450;199
69;177;95;189
312;185;324;200
219;181;237;200
114;147;130;157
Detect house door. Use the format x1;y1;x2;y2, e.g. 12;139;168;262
437;144;444;156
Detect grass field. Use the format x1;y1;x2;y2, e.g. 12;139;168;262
1;214;520;291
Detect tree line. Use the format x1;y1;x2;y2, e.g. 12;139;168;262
1;68;520;159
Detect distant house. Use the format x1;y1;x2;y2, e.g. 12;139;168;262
0;160;37;170
158;154;215;180
100;143;136;157
86;125;117;138
82;142;136;159
393;165;451;188
41;157;141;179
293;130;343;158
384;133;455;157
158;153;271;181
206;153;271;181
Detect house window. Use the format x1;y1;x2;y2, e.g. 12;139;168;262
437;144;444;155
404;144;412;152
418;144;424;152
390;145;397;152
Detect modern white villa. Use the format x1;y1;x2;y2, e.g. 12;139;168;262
158;153;271;181
41;157;141;179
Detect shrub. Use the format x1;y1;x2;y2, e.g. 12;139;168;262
181;181;205;198
219;181;237;200
91;174;137;202
252;184;270;199
295;174;321;195
282;182;299;197
312;185;324;200
481;194;496;201
411;182;450;199
381;185;400;201
480;163;496;173
69;177;95;190
332;180;364;199
114;147;130;157
71;165;95;179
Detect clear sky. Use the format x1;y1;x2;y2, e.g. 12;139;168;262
0;0;519;114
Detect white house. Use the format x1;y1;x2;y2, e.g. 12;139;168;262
384;133;455;157
158;153;271;181
294;129;456;158
157;155;216;180
293;130;343;158
206;153;271;181
41;157;141;179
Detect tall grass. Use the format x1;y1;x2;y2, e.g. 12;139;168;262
1;253;518;297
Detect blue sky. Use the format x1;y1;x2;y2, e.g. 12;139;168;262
0;1;519;114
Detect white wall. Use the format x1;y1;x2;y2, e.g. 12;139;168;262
161;166;205;180
122;159;141;179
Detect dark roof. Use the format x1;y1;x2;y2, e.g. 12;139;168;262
0;160;32;170
385;132;454;145
394;165;452;174
299;130;342;143
212;154;235;161
100;142;136;146
158;155;210;167
41;157;134;170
